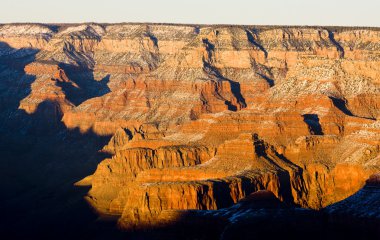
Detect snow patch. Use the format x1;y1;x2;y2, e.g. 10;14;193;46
59;24;105;37
0;24;54;37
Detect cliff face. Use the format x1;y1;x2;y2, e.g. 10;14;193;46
0;23;379;231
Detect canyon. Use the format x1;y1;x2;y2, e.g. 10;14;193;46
0;23;379;239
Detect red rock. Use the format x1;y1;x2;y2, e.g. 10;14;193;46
1;23;379;229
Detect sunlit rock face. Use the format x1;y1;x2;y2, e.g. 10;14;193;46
0;23;379;233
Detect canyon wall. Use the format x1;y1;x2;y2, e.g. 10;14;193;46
0;23;379;229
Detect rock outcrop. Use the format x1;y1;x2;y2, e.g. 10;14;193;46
0;23;379;235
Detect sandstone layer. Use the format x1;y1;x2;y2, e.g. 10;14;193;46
0;23;379;234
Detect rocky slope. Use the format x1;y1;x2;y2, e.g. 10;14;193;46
0;23;379;238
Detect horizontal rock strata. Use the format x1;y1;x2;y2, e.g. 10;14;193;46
0;23;379;229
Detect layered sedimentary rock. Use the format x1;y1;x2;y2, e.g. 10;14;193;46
0;23;379;231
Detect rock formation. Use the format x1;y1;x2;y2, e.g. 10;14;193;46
0;23;379;237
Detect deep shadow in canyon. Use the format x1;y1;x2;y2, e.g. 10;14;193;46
56;63;111;106
0;102;115;239
0;43;119;239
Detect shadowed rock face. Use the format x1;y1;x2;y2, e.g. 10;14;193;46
0;23;380;239
325;174;380;226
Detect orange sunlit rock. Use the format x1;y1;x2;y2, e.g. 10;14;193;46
1;23;379;229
